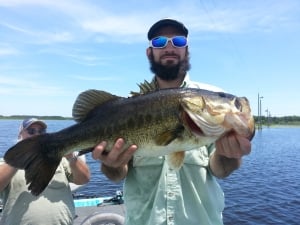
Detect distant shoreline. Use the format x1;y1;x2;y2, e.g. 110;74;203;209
0;116;72;120
1;115;300;128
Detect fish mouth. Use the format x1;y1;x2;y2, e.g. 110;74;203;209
179;94;255;140
182;107;255;140
181;110;226;137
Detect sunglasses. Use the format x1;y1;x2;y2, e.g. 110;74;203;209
150;36;188;48
26;128;46;135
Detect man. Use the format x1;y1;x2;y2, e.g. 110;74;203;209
0;118;90;225
92;19;251;225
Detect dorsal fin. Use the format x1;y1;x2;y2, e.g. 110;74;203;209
130;80;157;96
72;89;119;122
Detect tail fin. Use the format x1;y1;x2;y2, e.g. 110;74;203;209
4;135;61;196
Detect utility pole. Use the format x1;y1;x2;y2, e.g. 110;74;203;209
258;93;263;130
265;109;271;127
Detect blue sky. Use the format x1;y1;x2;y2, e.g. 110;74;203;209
0;0;299;117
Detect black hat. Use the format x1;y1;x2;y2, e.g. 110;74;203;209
147;19;188;40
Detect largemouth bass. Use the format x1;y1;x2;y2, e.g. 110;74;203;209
4;87;255;196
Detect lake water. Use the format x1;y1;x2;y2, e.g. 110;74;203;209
0;119;299;225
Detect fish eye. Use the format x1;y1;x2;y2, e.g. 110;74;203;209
234;98;242;110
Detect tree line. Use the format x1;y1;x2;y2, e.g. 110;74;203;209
0;115;72;120
1;115;300;126
254;115;300;126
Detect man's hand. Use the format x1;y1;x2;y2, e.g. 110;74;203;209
210;133;252;178
215;133;251;159
92;138;138;181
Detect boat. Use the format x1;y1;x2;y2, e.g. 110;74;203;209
70;156;125;224
0;190;125;225
73;190;125;225
0;157;125;224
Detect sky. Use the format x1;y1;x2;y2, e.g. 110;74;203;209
0;0;299;117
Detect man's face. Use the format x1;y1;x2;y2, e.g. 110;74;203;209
19;123;46;140
147;26;190;81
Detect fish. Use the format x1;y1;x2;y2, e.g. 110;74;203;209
4;86;255;196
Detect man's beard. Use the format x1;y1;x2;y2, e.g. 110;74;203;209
149;51;191;81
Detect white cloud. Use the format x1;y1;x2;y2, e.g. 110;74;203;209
0;46;20;56
72;75;120;81
0;76;69;96
1;0;298;45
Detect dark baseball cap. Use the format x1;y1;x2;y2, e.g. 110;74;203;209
147;18;188;40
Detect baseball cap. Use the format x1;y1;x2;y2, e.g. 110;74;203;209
147;18;189;40
20;118;47;131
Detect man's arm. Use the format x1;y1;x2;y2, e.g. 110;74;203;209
0;163;18;191
65;153;91;185
209;133;251;178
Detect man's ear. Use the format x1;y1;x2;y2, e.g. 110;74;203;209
146;47;152;60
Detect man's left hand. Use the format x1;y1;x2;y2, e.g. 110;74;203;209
215;133;251;159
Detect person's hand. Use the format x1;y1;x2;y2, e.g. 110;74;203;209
92;138;138;168
209;133;252;178
215;133;251;159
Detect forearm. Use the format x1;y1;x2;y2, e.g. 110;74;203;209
101;163;128;182
0;163;18;191
209;152;241;178
67;157;90;185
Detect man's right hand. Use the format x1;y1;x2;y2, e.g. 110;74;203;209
92;138;138;181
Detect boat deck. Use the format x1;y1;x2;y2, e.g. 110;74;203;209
74;204;126;224
1;191;126;224
0;201;125;225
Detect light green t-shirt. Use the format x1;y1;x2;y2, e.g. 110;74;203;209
0;158;75;225
123;75;225;225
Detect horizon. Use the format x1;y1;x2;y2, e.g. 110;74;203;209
1;114;300;119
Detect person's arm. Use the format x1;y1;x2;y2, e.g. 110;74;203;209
101;163;128;182
0;163;18;191
92;138;138;182
65;153;91;185
209;133;251;178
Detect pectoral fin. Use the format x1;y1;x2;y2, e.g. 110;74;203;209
154;125;184;146
166;151;185;169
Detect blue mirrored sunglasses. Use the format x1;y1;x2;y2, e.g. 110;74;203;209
150;36;188;48
26;128;46;135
